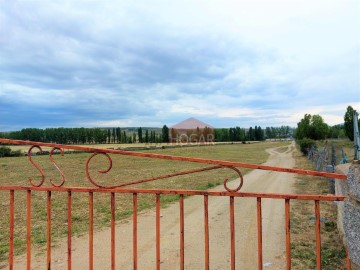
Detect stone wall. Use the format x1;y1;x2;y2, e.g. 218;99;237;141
335;161;360;269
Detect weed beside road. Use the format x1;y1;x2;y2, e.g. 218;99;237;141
290;146;347;269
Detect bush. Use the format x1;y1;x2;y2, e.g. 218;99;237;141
298;138;316;155
0;146;22;157
0;146;12;157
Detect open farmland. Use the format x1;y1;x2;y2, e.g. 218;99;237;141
0;141;289;262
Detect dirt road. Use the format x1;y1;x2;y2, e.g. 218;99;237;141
14;142;296;269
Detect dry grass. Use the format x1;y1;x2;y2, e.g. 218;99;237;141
290;146;347;269
0;141;289;261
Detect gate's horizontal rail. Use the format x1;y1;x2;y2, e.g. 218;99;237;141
1;188;349;270
0;185;346;201
0;138;347;179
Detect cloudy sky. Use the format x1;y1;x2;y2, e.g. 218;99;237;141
0;0;359;131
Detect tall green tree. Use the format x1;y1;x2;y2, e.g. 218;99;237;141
145;130;149;143
344;106;359;141
162;125;169;143
295;114;328;140
138;127;143;143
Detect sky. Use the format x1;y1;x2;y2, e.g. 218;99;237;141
0;0;359;131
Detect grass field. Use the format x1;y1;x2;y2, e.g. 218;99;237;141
0;141;289;261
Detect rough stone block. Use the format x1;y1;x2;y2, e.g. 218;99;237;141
343;199;360;267
348;162;360;201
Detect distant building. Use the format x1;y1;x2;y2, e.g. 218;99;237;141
169;117;215;144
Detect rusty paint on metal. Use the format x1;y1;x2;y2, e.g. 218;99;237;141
89;192;94;270
47;191;51;270
257;197;263;270
315;200;322;270
9;190;14;270
346;246;352;270
204;195;209;270
67;191;72;270
133;193;138;270
26;190;31;270
0;186;347;201
49;147;66;187
27;145;46;187
180;194;184;270
0;138;347;180
111;192;115;270
285;199;291;270
156;194;161;270
230;196;235;270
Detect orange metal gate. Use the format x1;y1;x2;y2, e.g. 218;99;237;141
0;139;351;270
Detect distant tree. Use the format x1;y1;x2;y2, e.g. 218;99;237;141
162;125;169;143
295;114;311;140
145;130;149;143
295;114;328;140
116;127;121;143
309;115;329;140
328;124;346;139
108;129;111;143
255;126;264;141
112;128;116;143
248;127;254;141
138;127;143;143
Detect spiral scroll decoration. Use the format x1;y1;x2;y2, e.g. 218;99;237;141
85;152;114;188
85;152;244;191
49;147;66;187
222;166;244;192
28;145;46;187
26;143;244;191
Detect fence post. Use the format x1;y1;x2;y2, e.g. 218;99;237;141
326;165;335;194
343;160;360;269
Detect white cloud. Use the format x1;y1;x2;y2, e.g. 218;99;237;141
0;0;359;130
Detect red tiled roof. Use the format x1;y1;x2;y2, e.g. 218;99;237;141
170;117;214;129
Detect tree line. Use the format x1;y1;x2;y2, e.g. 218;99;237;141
0;127;167;145
295;105;359;141
0;124;295;145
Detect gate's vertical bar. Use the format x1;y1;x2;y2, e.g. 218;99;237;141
111;192;115;270
67;191;72;270
180;194;184;270
285;198;291;270
133;193;138;270
204;195;209;270
230;196;235;270
89;192;94;270
257;197;263;270
346;246;352;270
26;190;31;270
315;200;322;270
156;194;161;270
47;191;52;270
9;190;14;270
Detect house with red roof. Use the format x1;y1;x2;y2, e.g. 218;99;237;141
169;117;214;144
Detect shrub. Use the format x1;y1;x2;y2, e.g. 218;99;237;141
298;138;316;155
0;146;12;157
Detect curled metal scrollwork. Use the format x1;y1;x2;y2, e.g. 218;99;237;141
28;145;46;187
49;147;66;187
85;152;114;188
222;166;244;192
85;152;244;192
